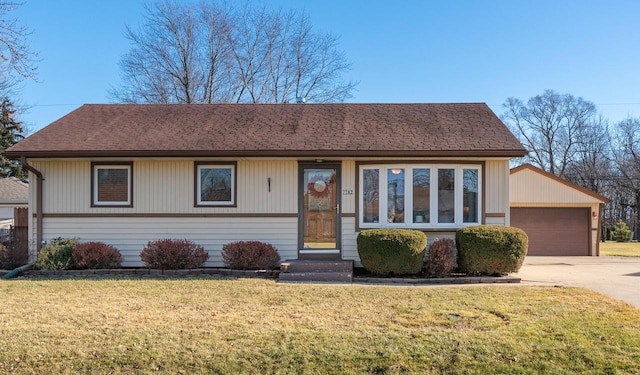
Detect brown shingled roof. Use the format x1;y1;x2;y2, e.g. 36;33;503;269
0;177;28;203
4;103;527;158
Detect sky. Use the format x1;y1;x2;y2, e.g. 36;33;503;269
12;0;640;134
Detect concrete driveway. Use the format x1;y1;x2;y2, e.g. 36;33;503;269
516;256;640;309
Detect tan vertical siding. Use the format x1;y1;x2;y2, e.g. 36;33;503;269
510;168;606;204
485;216;506;225
590;204;599;255
30;159;298;215
341;160;356;214
236;160;297;213
484;160;510;225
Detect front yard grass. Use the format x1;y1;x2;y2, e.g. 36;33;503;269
1;278;639;374
600;241;640;257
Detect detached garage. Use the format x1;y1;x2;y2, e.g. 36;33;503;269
509;164;610;256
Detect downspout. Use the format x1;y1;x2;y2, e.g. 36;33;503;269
2;157;44;279
20;156;43;252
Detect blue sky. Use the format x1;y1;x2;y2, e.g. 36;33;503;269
14;0;640;133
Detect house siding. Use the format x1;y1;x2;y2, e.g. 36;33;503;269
31;159;299;214
40;216;298;267
26;157;512;265
341;160;356;214
510;167;604;205
484;160;510;226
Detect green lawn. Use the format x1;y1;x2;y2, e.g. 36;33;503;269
600;241;640;257
1;278;639;374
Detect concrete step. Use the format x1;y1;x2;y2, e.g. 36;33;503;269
279;260;353;283
280;260;353;273
278;271;353;283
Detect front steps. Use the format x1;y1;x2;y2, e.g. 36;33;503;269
279;260;353;283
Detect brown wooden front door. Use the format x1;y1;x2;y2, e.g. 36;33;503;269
299;163;341;257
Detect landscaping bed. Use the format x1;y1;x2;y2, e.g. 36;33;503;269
6;267;279;279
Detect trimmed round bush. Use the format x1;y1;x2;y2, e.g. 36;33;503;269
425;238;457;277
456;225;528;275
140;239;209;269
221;241;281;270
34;237;79;270
72;241;123;269
357;229;427;276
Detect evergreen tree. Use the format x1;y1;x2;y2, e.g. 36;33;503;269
0;98;25;178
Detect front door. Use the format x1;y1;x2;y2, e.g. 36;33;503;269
299;163;341;257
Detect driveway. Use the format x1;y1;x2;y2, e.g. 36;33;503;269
516;256;640;309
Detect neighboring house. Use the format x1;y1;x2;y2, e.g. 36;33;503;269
510;164;610;256
0;177;28;227
3;103;527;267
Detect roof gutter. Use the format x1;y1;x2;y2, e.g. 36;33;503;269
19;157;43;252
4;149;529;159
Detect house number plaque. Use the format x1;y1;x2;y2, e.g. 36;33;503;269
342;189;354;195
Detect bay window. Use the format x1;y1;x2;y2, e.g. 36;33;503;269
362;169;380;223
359;164;481;228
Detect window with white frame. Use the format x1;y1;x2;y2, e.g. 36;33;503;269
195;162;236;206
359;164;481;228
92;162;133;207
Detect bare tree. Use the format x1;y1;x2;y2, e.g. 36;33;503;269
563;115;611;194
502;90;597;177
0;1;38;94
111;0;357;104
611;117;640;237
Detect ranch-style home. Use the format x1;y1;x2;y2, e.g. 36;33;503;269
3;103;527;267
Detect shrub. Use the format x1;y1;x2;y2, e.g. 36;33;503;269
34;237;79;270
425;238;457;277
357;229;427;276
221;241;281;270
72;241;123;269
456;225;527;275
140;239;209;269
0;243;10;269
612;220;631;242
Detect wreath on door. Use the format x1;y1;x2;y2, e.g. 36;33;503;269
308;175;332;198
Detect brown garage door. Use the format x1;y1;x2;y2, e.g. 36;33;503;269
510;207;590;256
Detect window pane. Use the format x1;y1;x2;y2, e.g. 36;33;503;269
413;168;430;223
463;169;479;223
387;168;405;223
97;168;129;202
362;169;379;223
438;169;455;223
201;167;232;202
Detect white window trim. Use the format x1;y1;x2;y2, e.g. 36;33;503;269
92;164;132;206
196;164;236;206
359;164;482;229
